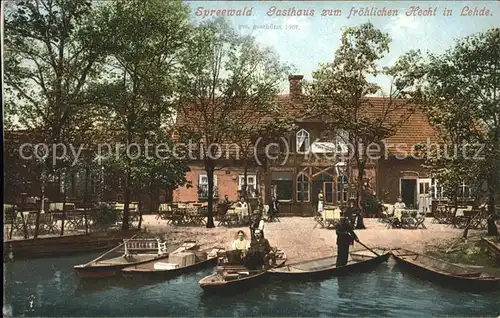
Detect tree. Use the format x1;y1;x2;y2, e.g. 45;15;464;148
308;22;416;224
177;18;291;228
229;111;296;201
412;28;500;236
4;0;103;237
90;0;191;229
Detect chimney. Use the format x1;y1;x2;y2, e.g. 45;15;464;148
288;75;304;98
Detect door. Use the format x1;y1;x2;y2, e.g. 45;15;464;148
417;178;431;214
311;181;323;211
323;182;334;204
400;179;417;208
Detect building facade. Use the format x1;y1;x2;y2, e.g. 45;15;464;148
173;75;476;215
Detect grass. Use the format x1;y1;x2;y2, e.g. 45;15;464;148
425;233;498;268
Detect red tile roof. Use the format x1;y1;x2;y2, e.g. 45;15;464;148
174;93;439;157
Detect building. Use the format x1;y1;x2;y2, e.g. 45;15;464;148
4;75;477;214
173;75;476;216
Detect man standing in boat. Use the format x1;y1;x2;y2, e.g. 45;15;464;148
336;217;359;267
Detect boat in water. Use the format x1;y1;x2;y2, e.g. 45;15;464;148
268;248;389;278
121;247;225;279
73;237;198;278
199;248;286;291
392;248;500;292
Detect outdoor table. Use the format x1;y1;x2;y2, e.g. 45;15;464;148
313;207;341;229
218;209;240;227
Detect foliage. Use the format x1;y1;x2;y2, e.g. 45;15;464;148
89;0;191;229
177;18;292;227
307;22;416;214
410;28;499;229
92;203;119;227
363;195;383;216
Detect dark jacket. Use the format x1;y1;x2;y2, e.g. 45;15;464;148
249;237;271;255
336;217;358;246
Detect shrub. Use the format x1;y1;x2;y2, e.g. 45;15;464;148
93;203;119;227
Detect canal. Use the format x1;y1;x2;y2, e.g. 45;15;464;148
4;253;500;317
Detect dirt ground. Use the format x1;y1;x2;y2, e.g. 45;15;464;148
141;215;475;263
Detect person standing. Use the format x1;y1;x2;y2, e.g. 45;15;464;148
317;190;324;215
268;195;279;221
335;217;359;267
250;212;265;239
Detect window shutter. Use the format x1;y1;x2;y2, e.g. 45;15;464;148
198;174;204;185
214;175;218;186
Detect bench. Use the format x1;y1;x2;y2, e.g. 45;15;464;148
123;238;167;256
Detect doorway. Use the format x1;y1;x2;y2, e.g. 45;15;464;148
400;179;417;207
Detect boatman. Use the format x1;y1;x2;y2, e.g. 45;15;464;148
335;216;359;267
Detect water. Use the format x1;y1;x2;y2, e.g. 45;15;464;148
4;253;500;317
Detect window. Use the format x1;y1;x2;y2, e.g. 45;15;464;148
431;178;444;199
238;174;257;197
296;173;310;202
336;129;349;154
271;171;293;201
337;174;348;204
296;129;310;153
324;182;334;204
198;174;218;199
458;181;472;199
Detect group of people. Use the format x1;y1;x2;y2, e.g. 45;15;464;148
223;192;279;222
230;228;273;270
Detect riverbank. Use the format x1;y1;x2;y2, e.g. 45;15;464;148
141;216;489;263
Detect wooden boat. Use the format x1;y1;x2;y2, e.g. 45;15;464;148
269;248;389;278
199;248;286;291
121;247;225;279
4;229;140;260
482;237;500;266
392;248;500;291
73;238;198;278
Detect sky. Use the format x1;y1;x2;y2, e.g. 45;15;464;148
186;0;499;94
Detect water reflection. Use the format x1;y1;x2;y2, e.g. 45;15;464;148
4;252;500;317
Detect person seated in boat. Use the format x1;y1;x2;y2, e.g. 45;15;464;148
231;230;250;254
336;217;359;267
245;229;272;269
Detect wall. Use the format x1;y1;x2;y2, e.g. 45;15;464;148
377;158;429;203
173;163;259;203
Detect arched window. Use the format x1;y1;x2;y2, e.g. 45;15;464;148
337;174;348;204
296;129;310;153
296;173;310;202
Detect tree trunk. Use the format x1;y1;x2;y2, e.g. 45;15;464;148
84;165;90;234
60;171;67;236
486;176;498;236
33;169;46;239
355;160;366;229
122;131;132;231
205;162;216;228
138;199;144;230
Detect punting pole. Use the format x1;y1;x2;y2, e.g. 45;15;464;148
355;240;381;257
81;233;139;266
